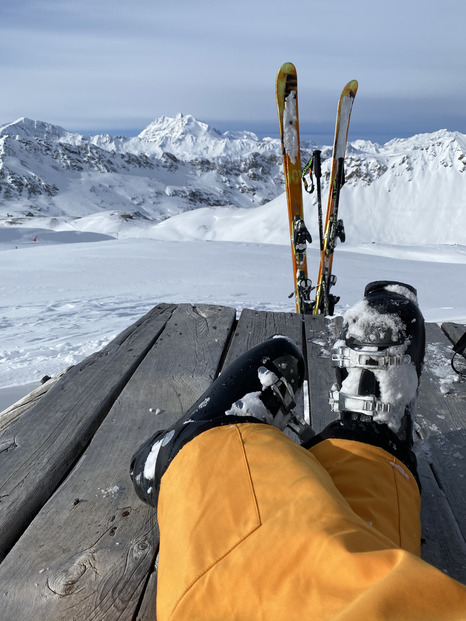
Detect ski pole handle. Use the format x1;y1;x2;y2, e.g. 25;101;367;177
313;150;322;178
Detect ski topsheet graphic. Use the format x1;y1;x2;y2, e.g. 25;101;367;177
314;80;358;315
276;62;313;314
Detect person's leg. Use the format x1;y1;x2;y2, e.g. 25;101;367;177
130;335;305;509
308;432;421;555
305;281;426;555
157;422;465;621
131;284;465;620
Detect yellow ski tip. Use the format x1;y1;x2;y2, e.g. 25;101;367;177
343;79;359;97
278;62;297;73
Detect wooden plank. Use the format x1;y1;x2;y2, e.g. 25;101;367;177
417;451;466;582
0;304;236;621
418;311;466;580
0;371;68;434
0;303;175;562
136;568;158;620
223;308;304;361
441;322;466;349
415;323;466;542
303;315;342;433
442;322;466;376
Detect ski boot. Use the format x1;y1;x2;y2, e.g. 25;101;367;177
329;281;425;448
130;336;305;507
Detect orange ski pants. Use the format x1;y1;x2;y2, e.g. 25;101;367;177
157;423;466;620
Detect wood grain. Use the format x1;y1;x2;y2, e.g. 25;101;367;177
415;323;466;546
0;304;176;562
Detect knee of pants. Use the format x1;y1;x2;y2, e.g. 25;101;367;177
308;437;421;555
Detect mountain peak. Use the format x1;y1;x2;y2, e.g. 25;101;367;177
135;113;266;158
0;117;75;142
138;113;221;142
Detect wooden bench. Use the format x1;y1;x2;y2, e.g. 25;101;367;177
0;304;464;619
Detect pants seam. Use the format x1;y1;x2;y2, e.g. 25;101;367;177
388;458;405;549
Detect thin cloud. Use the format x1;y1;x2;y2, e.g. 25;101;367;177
1;0;465;138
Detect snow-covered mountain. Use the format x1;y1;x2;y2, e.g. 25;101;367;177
1;113;466;245
0;114;284;222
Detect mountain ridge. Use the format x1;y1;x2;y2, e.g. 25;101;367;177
1;114;465;245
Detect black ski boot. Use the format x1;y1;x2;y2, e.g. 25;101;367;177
130;336;305;507
329;281;425;448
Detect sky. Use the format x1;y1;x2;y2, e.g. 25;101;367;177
1;0;466;143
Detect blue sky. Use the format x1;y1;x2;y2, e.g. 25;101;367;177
1;0;465;142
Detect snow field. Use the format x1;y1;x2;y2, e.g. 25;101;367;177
1;224;464;413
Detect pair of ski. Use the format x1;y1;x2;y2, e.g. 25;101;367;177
276;62;358;315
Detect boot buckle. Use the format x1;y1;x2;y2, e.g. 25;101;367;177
262;368;296;413
332;346;411;369
329;388;405;416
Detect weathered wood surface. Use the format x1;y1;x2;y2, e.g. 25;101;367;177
0;304;235;620
304;314;342;432
0;303;176;563
415;323;466;579
0;305;464;620
442;322;466;351
0;372;67;434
